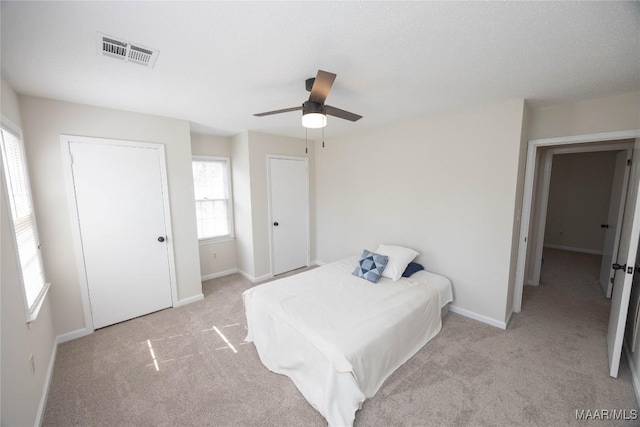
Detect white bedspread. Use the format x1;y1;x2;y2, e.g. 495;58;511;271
243;256;452;426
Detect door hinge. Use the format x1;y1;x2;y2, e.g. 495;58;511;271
611;277;615;284
628;158;632;166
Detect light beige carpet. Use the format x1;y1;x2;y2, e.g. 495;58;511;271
43;249;638;426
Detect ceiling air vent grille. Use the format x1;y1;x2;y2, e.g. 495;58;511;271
97;33;159;68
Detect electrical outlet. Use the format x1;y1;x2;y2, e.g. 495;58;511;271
29;354;35;374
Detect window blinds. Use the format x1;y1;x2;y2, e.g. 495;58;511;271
192;159;230;239
1;128;46;312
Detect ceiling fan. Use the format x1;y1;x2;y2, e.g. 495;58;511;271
254;70;363;129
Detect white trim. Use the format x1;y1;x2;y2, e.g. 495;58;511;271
201;268;239;281
34;338;58;427
448;305;507;330
1;118;50;323
238;270;273;283
156;143;180;308
60;135;180;333
549;141;634;155
255;273;274;282
513;130;640;313
199;235;235;245
266;154;311;276
543;244;604;255
531;150;553;286
174;293;204;307
505;308;514;328
530;141;635;285
59;137;95;333
26;282;51;324
0;113;22;137
57;328;91;344
624;339;640;409
192;155;235;242
530;130;640;147
312;260;327;266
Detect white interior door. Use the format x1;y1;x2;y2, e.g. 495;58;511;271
70;141;173;329
607;141;640;378
269;157;309;276
600;150;632;297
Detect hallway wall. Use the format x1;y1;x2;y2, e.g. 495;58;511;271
544;151;618;254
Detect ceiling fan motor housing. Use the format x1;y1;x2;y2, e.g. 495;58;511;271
305;78;315;92
303;100;325;114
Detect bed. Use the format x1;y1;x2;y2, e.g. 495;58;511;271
242;254;453;426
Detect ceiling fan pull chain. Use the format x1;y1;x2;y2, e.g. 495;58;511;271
305;128;308;154
322;127;325;148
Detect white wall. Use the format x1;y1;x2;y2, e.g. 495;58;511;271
529;91;640;140
191;133;238;279
18;95;202;336
315;99;526;324
525;91;640;403
231;131;255;278
1;77;57;426
231;130;313;281
247;131;313;279
544;151;617;253
506;102;531;319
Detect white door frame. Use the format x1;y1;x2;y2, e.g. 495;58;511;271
530;141;635;287
60;135;178;333
266;154;310;276
513;130;640;313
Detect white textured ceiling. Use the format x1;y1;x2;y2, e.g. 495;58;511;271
1;1;639;139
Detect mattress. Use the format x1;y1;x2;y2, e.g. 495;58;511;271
243;256;453;426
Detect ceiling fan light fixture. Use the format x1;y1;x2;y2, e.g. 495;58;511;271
302;112;327;128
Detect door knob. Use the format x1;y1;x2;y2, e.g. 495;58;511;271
273;222;279;226
601;224;610;229
158;236;166;242
612;263;627;271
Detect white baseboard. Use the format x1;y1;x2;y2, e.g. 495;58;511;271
504;308;514;328
57;328;91;344
201;268;239;282
237;270;253;282
34;337;58;427
174;293;204;307
448;305;507;330
237;270;273;283
312;260;327;266
543;244;603;256
254;273;273;282
624;339;640;408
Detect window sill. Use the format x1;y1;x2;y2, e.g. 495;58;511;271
26;282;51;324
199;235;235;246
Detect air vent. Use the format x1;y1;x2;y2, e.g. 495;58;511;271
97;33;159;68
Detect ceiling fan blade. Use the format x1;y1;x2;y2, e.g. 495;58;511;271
325;105;363;122
309;70;336;104
253;106;302;117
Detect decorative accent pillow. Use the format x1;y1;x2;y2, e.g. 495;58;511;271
375;244;419;281
402;262;425;278
352;249;389;283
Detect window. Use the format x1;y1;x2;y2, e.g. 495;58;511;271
1;124;49;321
192;156;233;241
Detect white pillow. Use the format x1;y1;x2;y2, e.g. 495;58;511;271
375;244;419;281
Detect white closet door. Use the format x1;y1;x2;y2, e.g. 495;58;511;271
269;157;309;276
607;140;640;378
599;150;631;297
70;141;173;329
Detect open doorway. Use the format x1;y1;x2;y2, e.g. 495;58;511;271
529;145;633;297
513;130;640;378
